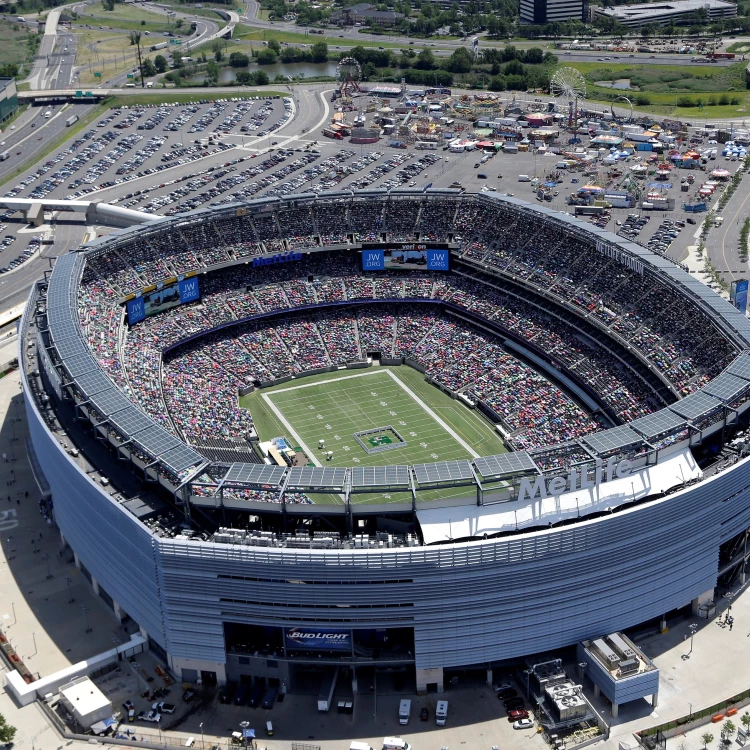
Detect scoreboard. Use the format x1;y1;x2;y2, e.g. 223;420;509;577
361;243;451;272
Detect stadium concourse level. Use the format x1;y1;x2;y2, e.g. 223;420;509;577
50;191;750;508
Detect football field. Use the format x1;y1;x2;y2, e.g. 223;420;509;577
241;366;507;504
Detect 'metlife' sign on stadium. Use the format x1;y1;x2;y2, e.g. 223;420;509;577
361;246;450;272
285;627;352;652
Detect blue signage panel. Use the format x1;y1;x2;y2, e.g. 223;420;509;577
178;276;201;304
126;296;146;325
362;249;385;271
734;279;748;314
285;627;351;651
426;249;450;270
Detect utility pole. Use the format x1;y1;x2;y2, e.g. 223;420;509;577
130;30;145;88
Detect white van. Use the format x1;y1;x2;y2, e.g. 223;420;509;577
43;110;52;119
518;174;531;182
399;699;411;725
383;738;410;750
16;16;25;22
351;743;375;750
125;83;136;88
556;161;569;169
436;700;448;726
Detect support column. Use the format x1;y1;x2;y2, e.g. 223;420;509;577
73;551;80;569
594;684;600;698
486;668;493;687
660;614;668;633
113;601;124;623
652;691;659;708
611;703;619;719
140;626;149;648
91;576;100;596
415;667;444;695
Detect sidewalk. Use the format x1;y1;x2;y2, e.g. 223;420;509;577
0;369;136;749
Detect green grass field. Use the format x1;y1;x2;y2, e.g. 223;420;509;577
240;366;506;505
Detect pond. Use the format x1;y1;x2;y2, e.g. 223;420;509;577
186;61;340;84
595;79;633;90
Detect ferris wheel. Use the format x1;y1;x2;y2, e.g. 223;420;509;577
550;67;586;128
336;57;362;97
550;66;587;103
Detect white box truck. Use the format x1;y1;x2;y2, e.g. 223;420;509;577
383;738;410;750
399;699;411;725
435;700;448;726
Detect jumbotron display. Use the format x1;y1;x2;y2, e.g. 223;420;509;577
22;190;750;693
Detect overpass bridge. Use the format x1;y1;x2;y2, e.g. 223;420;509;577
0;199;161;228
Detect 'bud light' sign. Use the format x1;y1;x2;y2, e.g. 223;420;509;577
285;627;351;651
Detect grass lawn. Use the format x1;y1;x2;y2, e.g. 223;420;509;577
241;366;505;505
235;24;406;49
73;29;141;85
566;60;750;119
113;90;287;104
74;3;193;34
0;21;38;72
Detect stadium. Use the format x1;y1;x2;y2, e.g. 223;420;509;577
21;188;750;700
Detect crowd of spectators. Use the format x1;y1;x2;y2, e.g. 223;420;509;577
72;196;742;461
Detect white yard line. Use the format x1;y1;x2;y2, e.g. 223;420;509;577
269;368;387;395
383;369;481;458
260;392;320;467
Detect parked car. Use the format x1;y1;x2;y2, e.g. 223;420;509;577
513;718;534;729
183;688;195;702
508;709;529;721
493;682;513;692
138;710;161;723
420;708;429;721
153;702;176;714
498;688;517;699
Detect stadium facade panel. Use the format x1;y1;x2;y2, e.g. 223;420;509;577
22;191;750;687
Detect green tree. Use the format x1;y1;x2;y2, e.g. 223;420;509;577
445;46;473;73
235;69;251;83
310;40;328;62
254;70;269;84
702;733;714;749
415;47;436;69
524;46;543;64
142;57;156;76
0;713;16;745
211;38;224;61
267;38;281;53
723;721;737;741
741;714;750;733
256;48;278;64
229;51;250;67
206;59;220;80
154;54;167;73
101;0;115;10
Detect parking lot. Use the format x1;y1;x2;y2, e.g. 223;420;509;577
0;88;742;293
84;663;552;750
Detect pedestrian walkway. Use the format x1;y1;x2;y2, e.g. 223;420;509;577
0;370;137;749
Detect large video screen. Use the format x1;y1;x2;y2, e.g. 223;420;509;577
126;276;201;326
361;247;450;272
285;627;352;652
